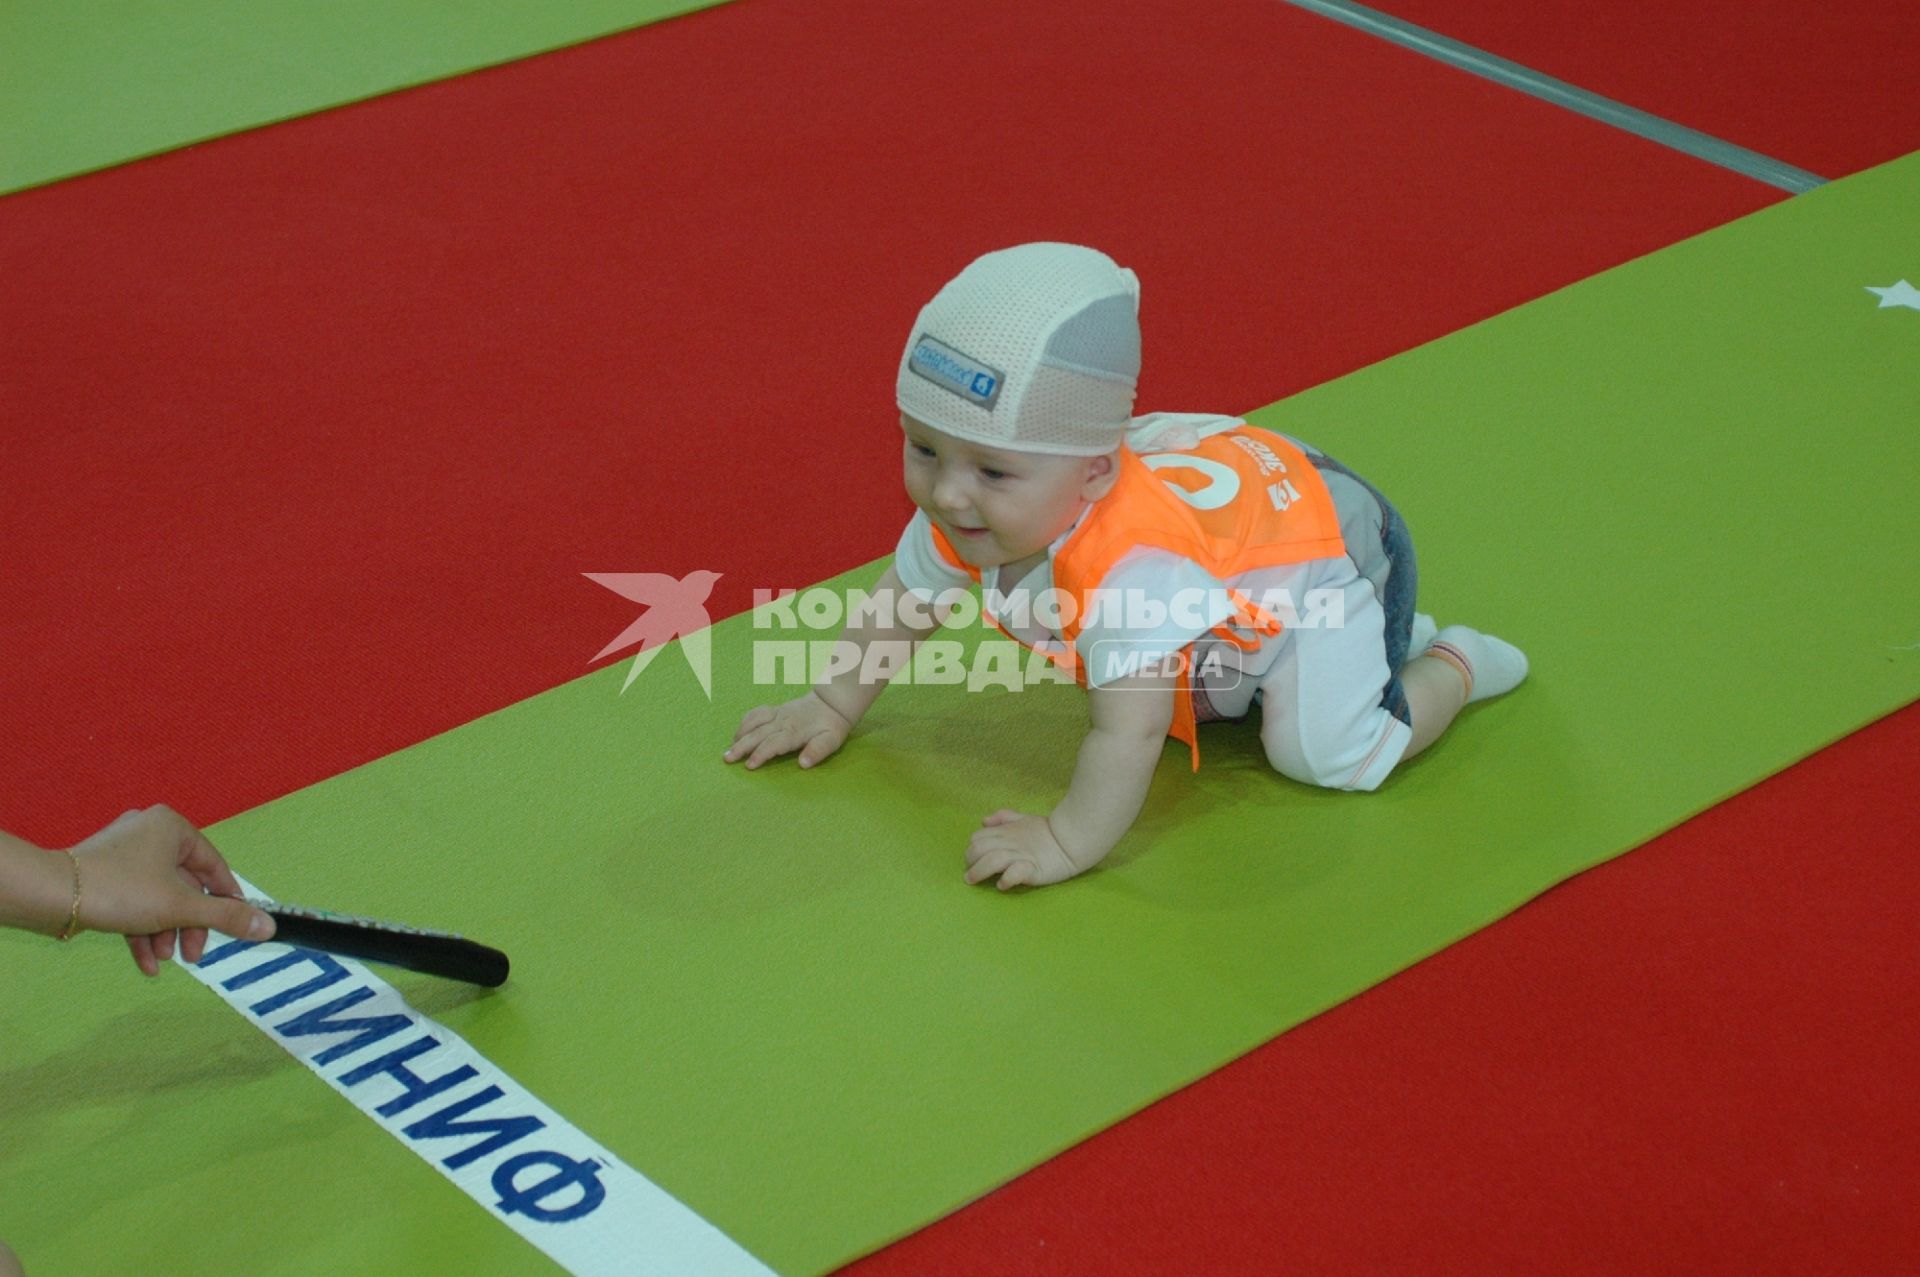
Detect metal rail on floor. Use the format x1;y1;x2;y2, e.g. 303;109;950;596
1282;0;1829;193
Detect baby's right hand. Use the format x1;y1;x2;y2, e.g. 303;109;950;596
724;692;852;771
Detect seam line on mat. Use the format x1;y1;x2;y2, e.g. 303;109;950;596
1279;0;1828;193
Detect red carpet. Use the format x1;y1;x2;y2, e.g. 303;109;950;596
1363;0;1920;178
4;0;1904;1272
0;0;1773;847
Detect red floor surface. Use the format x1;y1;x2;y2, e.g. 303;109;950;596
0;0;1773;848
6;0;1905;1273
1363;0;1920;178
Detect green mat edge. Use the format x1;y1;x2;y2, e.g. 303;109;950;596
1;0;738;197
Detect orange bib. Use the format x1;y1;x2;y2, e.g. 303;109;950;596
929;425;1348;769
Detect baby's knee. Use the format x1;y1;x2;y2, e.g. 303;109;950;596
1261;721;1399;792
1;1237;25;1277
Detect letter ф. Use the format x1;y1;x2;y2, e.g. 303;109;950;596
492;1151;609;1225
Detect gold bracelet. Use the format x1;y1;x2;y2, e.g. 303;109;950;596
55;851;83;942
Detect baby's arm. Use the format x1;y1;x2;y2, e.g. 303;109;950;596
725;563;944;769
964;668;1176;889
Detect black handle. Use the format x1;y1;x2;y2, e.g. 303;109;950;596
264;910;511;987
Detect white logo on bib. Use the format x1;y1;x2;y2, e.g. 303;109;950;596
1142;454;1240;510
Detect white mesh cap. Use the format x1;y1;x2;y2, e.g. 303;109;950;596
897;243;1141;456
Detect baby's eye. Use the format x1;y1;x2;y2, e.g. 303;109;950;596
979;467;1011;482
909;442;936;459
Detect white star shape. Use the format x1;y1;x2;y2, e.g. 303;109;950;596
1865;280;1920;311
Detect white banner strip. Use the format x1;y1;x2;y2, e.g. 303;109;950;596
181;881;776;1277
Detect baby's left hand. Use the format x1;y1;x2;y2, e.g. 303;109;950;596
964;810;1082;891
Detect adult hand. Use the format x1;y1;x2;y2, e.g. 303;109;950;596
65;806;275;976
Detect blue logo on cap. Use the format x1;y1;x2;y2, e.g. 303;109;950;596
907;334;1005;411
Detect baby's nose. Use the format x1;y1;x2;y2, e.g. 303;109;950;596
932;474;972;511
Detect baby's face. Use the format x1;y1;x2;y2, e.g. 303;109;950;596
900;415;1110;570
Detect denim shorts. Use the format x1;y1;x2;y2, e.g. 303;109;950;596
1275;435;1418;726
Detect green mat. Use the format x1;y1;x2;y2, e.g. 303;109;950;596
0;0;732;195
4;153;1917;1275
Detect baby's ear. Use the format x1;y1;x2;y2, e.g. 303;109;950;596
1081;451;1121;500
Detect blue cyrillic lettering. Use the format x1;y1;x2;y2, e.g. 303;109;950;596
248;955;351;1016
492;1151;608;1223
403;1085;547;1170
274;987;413;1065
194;938;259;969
338;1035;479;1118
220;949;351;1017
